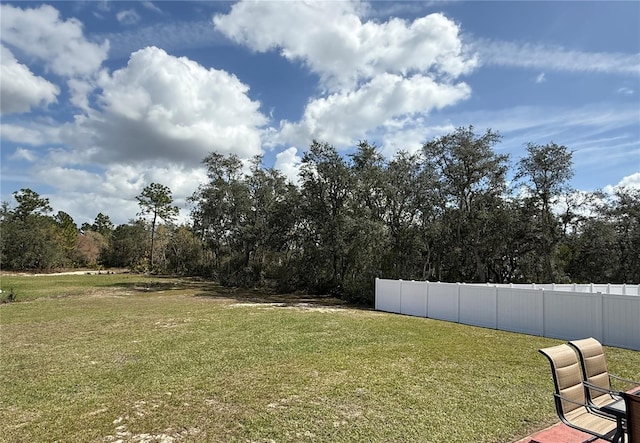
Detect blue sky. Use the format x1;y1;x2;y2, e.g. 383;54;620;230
1;0;639;225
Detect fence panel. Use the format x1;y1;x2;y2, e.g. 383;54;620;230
400;280;428;317
489;283;640;295
591;284;609;294
496;288;544;336
602;295;640;350
375;278;401;314
427;282;459;322
459;285;497;328
543;291;603;341
375;280;639;350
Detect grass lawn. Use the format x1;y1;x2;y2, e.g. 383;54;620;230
1;273;639;443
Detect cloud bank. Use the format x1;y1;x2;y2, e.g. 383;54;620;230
214;0;476;150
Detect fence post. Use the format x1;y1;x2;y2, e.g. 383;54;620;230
494;284;499;330
599;292;605;344
375;278;379;310
457;282;461;323
399;279;403;314
541;288;546;338
424;280;429;319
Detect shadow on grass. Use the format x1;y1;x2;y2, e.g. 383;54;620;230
106;276;358;309
193;281;354;309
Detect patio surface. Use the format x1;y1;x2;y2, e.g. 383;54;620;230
514;421;610;443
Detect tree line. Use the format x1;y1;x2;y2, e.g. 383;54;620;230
2;127;638;305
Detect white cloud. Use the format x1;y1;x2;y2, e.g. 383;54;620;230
0;122;60;146
614;172;640;189
430;103;639;147
9;147;38;162
116;9;140;25
276;73;470;148
616;87;634;95
214;2;476;92
215;1;475;151
0;45;59;115
66;76;101;111
473;38;640;75
98;20;222;60
67;46;267;166
40;163;208;225
0;3;109;78
36;165;104;191
535;72;546;84
49;192;140;226
603;172;640;195
141;2;162;14
378;121;456;158
274;147;302;185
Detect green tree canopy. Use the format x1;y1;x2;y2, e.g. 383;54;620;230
136;183;179;270
12;188;52;219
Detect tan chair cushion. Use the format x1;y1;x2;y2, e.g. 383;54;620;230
569;337;611;391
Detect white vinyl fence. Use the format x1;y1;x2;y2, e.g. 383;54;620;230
375;279;640;351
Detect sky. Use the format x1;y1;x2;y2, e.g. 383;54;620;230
1;0;639;226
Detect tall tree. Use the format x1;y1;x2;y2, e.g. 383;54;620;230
606;187;640;282
381;150;437;280
54;211;78;266
346;142;388;301
566;218;618;283
299;140;353;294
136;183;179;270
244;156;298;282
190;153;299;286
166;226;211;276
81;213;115;267
1;189;63;270
12;188;52;219
423;127;509;282
92;213;115;240
103;221;149;269
516;142;573;282
190;153;249;275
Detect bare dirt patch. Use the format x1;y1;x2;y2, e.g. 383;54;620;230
229;301;349;313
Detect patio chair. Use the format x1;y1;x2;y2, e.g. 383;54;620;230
568;337;640;410
539;344;619;442
622;391;640;443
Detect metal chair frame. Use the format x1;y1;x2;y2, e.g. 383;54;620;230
539;344;620;443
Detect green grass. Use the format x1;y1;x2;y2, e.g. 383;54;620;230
0;272;172;301
1;274;639;442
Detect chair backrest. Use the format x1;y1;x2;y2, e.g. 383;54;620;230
568;337;611;401
623;392;640;443
539;344;586;416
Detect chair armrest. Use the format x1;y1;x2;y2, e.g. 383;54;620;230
552;393;617;421
554;393;588;407
584;381;622;398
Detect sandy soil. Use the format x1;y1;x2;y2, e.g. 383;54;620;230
1;269;129;277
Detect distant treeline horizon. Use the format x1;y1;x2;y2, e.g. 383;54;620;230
2;127;639;305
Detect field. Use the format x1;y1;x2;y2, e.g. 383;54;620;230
1;273;639;443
